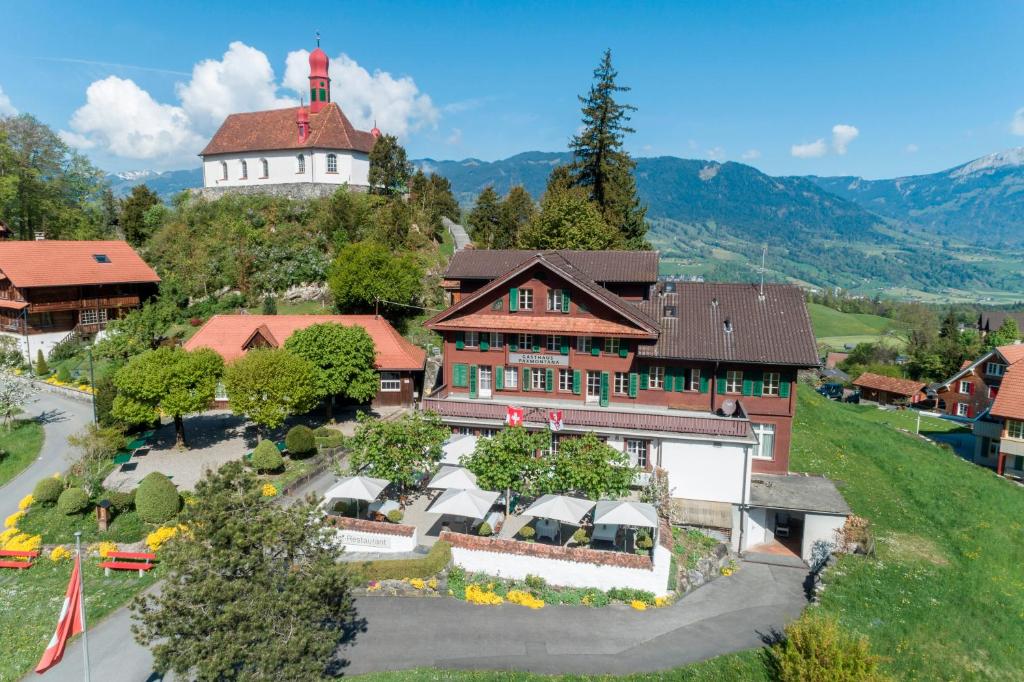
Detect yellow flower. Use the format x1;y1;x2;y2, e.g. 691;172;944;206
630;600;648;611
17;494;34;511
49;546;72;562
0;528;19;546
654;596;671;608
721;567;734;577
465;584;503;606
409;578;426;590
427;578;438;590
507;590;545;609
3;531;41;553
146;526;178;552
95;541;117;558
4;511;25;528
261;483;277;497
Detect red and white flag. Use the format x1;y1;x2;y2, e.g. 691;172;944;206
35;553;84;674
548;410;564;432
506;406;524;426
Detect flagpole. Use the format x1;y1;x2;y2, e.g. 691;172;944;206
75;531;91;682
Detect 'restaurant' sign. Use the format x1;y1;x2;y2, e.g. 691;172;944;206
508;352;569;366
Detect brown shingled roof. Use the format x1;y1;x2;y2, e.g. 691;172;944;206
0;240;160;288
852;372;926;397
200;103;375;156
444;250;659;283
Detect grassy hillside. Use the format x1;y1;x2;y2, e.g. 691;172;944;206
808;303;894;338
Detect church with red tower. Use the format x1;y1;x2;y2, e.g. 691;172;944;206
199;39;380;195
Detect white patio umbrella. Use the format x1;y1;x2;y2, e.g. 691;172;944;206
427;487;499;520
322;475;389;517
428;465;479;490
593;500;658;528
521;494;595;544
441;434;478;465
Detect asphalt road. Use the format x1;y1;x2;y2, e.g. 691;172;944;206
34;561;808;681
1;386;93;518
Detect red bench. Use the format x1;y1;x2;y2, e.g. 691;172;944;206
100;551;157;576
0;549;40;569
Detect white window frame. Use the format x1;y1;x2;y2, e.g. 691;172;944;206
752;423;775;460
956;402;969;417
326;153;338;173
987;362;1005;377
649;366;664;389
220;161;228;180
531;368;546;391
517;333;533;349
1007;419;1024;440
577;336;593;353
988;438;1001;458
215;381;229;401
626;438;649;468
586;370;601;401
464;331;479;348
614;371;628;395
380;371;401;392
296;154;306;174
260;158;269;179
763;372;781;397
504;365;518;389
490;333;504;349
558;369;572;392
518;288;534;311
240;159;248;179
604;337;620;355
726;370;743;394
959;380;971;395
688;368;702;392
547;288;564;311
80;308;107;325
478;366;492;395
546;335;561;352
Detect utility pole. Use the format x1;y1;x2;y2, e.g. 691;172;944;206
86;348;97;424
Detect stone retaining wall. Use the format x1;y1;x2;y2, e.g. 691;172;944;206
190;182;368;202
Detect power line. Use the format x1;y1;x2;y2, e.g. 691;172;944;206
374;297;443;313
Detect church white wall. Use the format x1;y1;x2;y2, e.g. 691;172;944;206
203;149;369;189
659;439;749;504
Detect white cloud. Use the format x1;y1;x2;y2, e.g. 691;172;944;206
61;76;202;162
1012;107;1024;135
831;124;859;155
0;86;16;116
905;143;919;154
791;139;828;158
446;128;462;145
705;146;725;160
283;49;438;138
741;149;761;161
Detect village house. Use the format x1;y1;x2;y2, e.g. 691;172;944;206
0;240;160;359
183;314;425;408
977;311;1024;337
423;249;847;563
990;360;1024;480
851;372;927;406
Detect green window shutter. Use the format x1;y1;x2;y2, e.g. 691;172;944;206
599;372;610;407
522;368;530;391
545;368;554;392
495;365;504;390
618;345;628;358
629;372;639;398
591;344;601;357
676;369;686;392
455;331;465;350
664;368;674;392
716;377;727;394
753;371;764;396
532;341;541;352
480;336;489;352
640;367;649;390
742;378;753;396
699;374;709;394
779;377;791;398
509;287;519;312
319;88;326;102
560;339;569;355
509;341;519;352
562;290;570;313
572;369;581;394
452;363;468;388
469;365;478;399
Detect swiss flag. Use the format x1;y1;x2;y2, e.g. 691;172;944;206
548;410;564;432
506;406;524;426
35;552;84;674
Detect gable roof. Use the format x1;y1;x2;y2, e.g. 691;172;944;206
444;250;659;283
978;311;1024;333
636;283;819;366
0;240;160;288
852;372;926;396
991;363;1024;421
200;103;375;156
937;343;1024;389
183;314;425;370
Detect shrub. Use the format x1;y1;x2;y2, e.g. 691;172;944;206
524;574;546;591
56;365;72;383
57;488;90;515
251;440;284;473
284;425;316;456
572;528;590;545
386;509;404;523
352;541;451;581
105;489;135;514
764;613;888;682
477;521;492;537
146;525;179;552
136;472;181;523
35;349;49;375
33;477;64;506
314;426;340;437
607;587;656;605
518;525;536;540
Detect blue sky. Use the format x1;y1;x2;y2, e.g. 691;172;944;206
2;1;1022;177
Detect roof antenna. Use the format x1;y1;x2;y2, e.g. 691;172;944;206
758;245;767;301
315;31;321;47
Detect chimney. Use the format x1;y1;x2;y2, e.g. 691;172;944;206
296;104;310;143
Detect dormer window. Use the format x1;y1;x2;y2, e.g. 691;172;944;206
665;281;676;293
92;254;110;263
723;318;733;333
663;305;677;318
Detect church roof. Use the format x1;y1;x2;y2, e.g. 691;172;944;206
200;103;375;156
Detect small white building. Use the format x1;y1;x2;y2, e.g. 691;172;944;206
199;43;378;193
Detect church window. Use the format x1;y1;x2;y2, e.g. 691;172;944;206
260;158;269;178
296;154;305;173
319;88;327;102
326;154;338;173
240;160;248;179
220;161;228;180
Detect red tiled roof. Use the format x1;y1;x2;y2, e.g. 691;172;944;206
0;240;160;288
996;343;1024;365
825;352;849;369
991;363;1024;421
0;299;28;311
183;314;425;370
852;372;926;397
422;397;753;439
444;250;659;283
200;103;375;156
429;314;652;337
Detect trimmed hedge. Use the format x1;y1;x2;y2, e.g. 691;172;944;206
33;477;64;506
136;472;181;524
315;426;345;449
57;487;90;515
285;425;316;456
251;440;284;473
105;489;136;513
352;541;451;581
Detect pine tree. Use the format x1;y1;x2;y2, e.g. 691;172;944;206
120;184;161;246
368;134;411;195
496;185;536;249
569;49;648;249
467;186;502;248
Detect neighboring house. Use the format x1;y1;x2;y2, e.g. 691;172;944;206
851;372;927;406
990;362;1024;480
977;311;1024;337
423;249;846;563
0;240;160;359
183;314;425;408
199;41;379;194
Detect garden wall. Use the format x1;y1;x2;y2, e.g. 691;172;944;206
326;515;418;554
441;531;673;596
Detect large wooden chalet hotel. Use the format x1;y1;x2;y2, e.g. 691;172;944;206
425;250;846;559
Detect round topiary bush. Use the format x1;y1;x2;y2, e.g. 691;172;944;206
518;525;536;540
136;472;181;524
105;489;135;514
478;521;493;537
57;487;90;515
572;528;590;545
251;440;284;473
284;425;316;457
386;509;404;523
33;477;64;506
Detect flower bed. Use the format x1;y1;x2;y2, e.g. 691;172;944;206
349;541;451;582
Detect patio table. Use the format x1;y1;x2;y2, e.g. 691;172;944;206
125;438;148;451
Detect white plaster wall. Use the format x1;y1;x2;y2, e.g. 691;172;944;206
1;330;72;361
332;528;417;554
203;149;369;188
660;439;747;504
450;543;673;596
744;507;770;550
801;513;846;565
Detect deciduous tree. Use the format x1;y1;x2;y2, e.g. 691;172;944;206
498;185;536;249
368;133;411;196
284;323;379;415
222;348;319;431
518;187;621;250
66;423;124;497
542;433;635;500
131;461;357;680
0;373;36;430
327;241;423;317
467;186;502;248
120;184;161;246
346;411;449;488
463;426;549;514
986;317;1020;350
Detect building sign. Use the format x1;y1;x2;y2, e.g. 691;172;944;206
508;352;569;367
337;532;391;549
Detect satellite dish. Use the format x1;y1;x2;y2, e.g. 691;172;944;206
721;399;737;417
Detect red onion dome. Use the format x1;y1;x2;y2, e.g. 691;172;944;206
371;126;381;138
309;47;329;77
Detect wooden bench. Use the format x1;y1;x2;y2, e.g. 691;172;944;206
100;551;157;576
0;549;40;569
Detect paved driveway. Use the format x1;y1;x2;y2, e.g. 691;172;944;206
0;387;93;518
34;561;808;681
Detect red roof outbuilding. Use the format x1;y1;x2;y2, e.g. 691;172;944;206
0;240;160;288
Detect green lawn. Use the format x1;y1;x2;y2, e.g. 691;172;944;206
0;560;161;682
808;303;897;338
17;505;147;545
0;419;45;487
